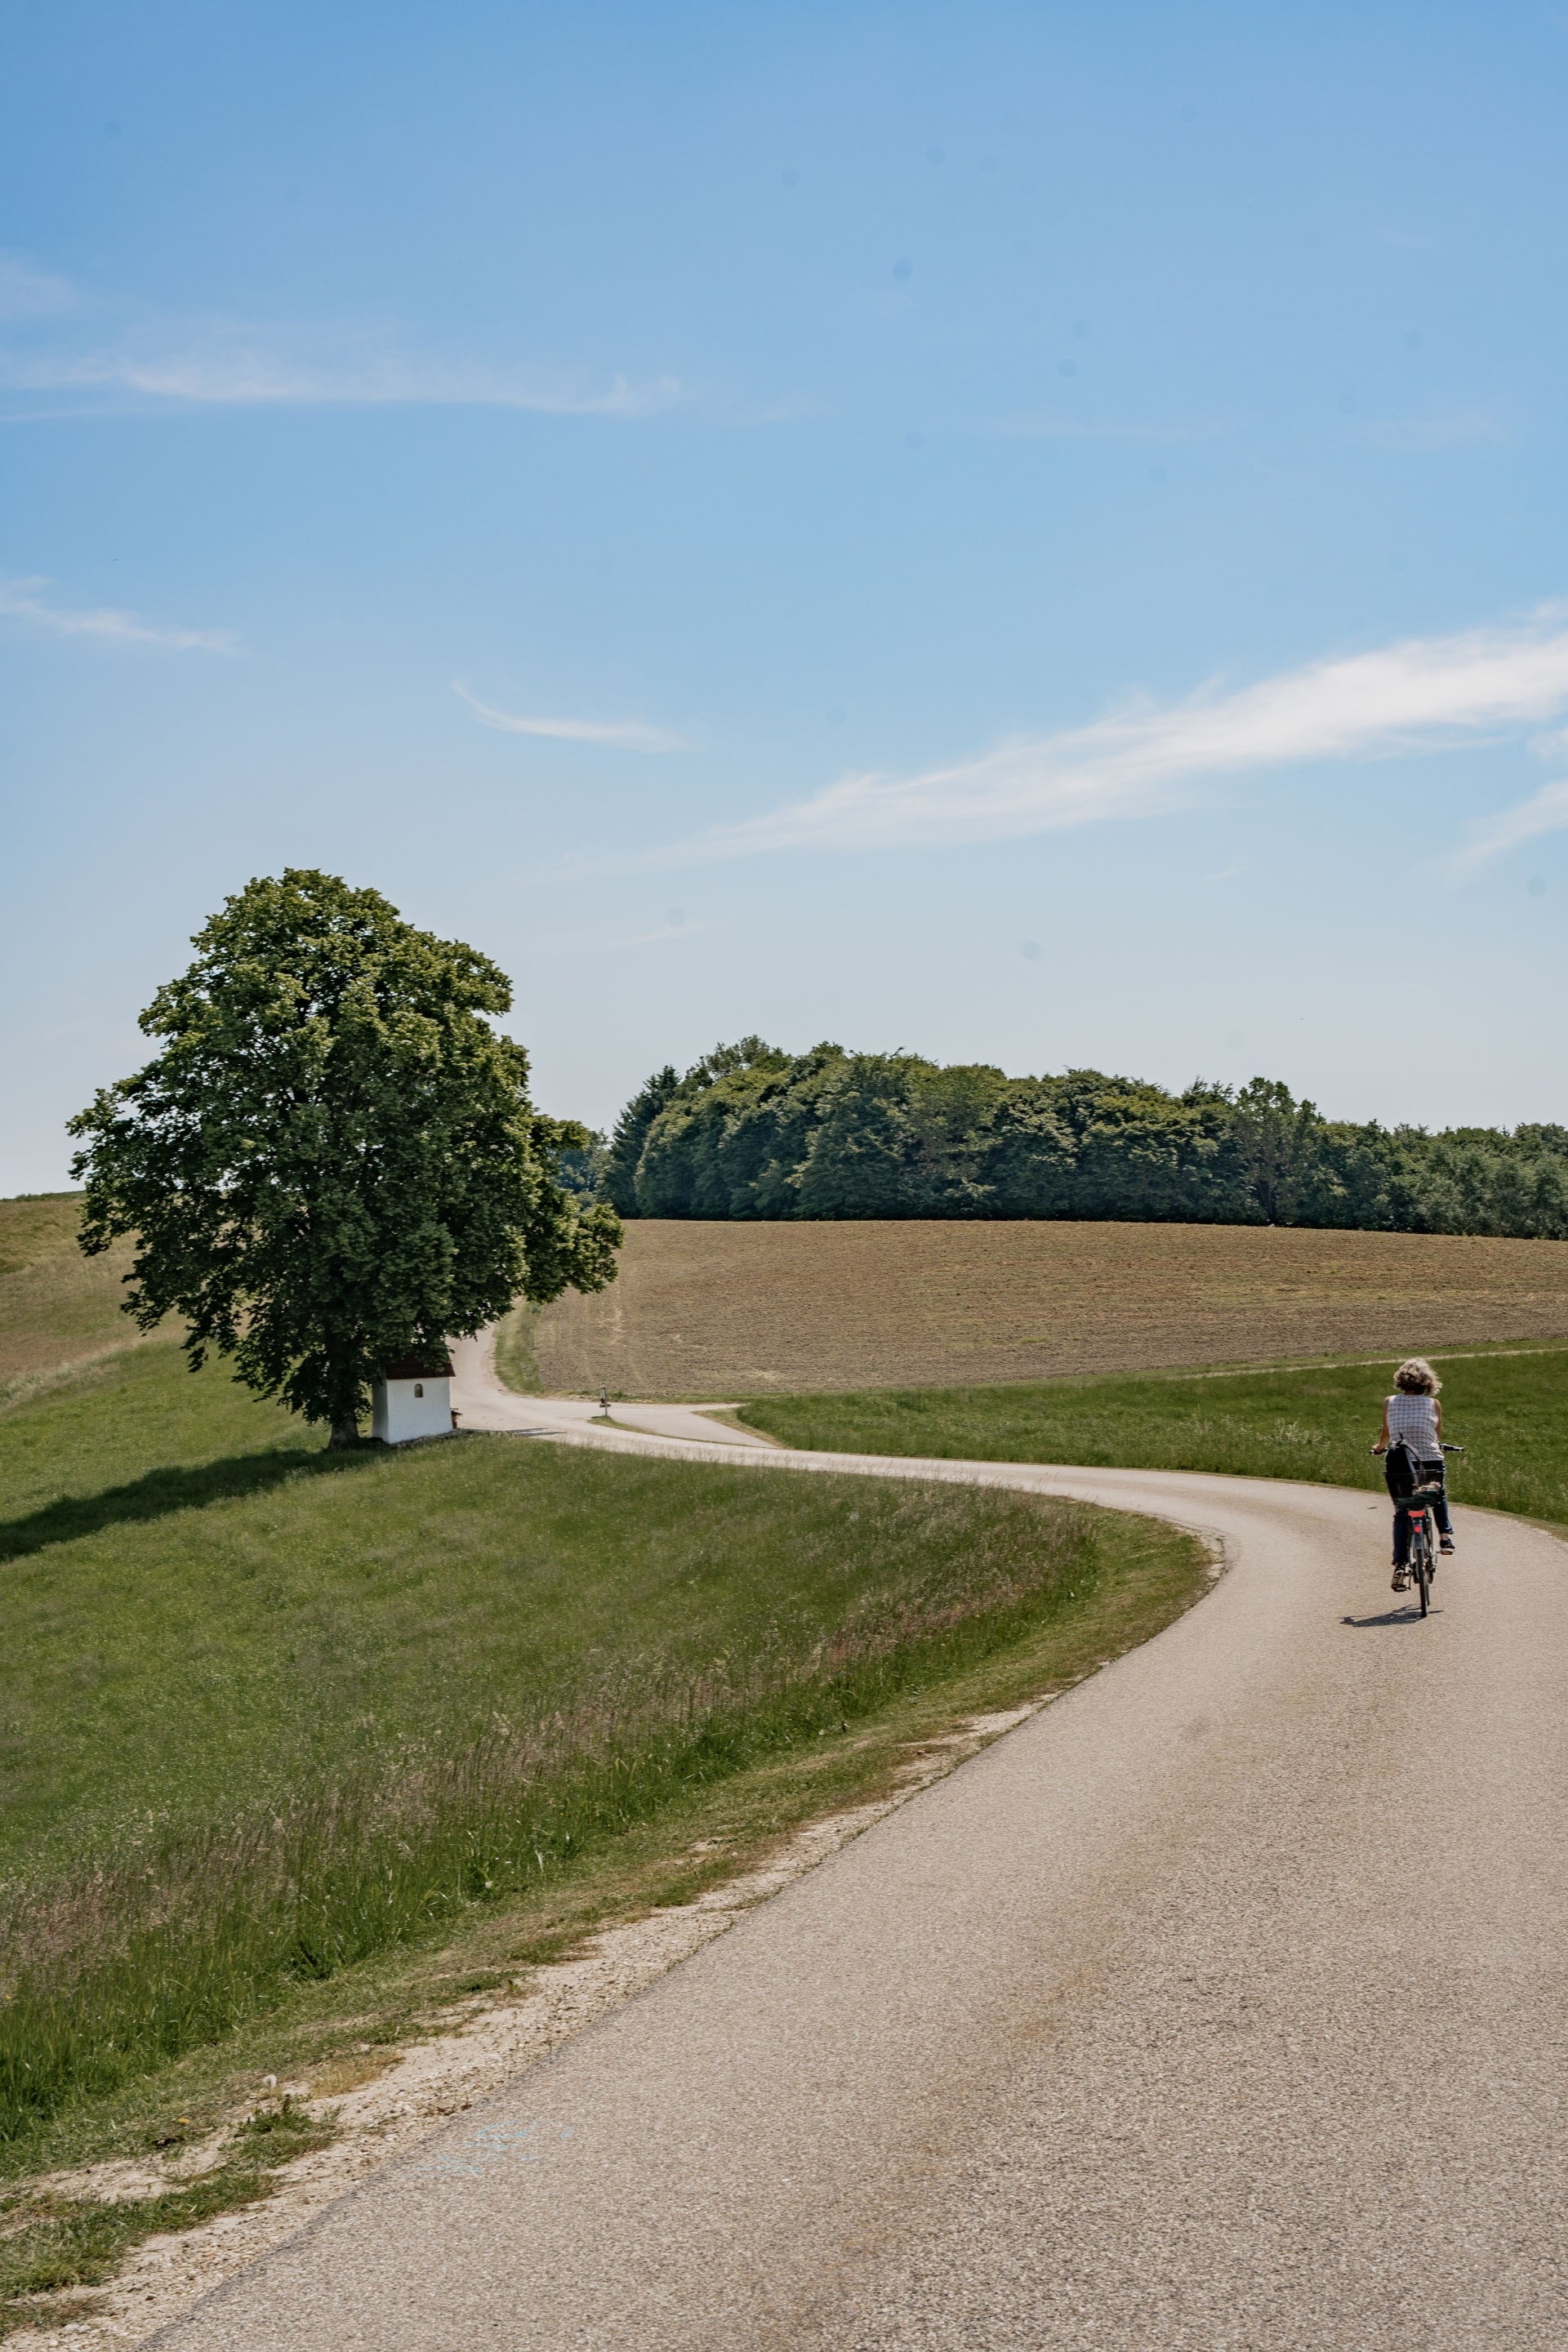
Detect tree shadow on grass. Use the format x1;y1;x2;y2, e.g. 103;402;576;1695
0;1445;379;1566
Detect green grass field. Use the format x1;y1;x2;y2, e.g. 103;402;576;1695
4;1351;1100;1883
740;1342;1568;1529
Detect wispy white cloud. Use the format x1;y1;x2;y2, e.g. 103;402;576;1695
455;681;688;751
1448;778;1568;872
0;269;684;416
606;918;715;950
522;910;716;956
0;252;78;321
666;609;1568;860
0;332;683;416
0;575;238;652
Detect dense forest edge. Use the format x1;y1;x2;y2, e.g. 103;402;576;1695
551;1040;1568;1239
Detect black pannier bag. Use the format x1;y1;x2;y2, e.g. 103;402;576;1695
1383;1440;1422;1502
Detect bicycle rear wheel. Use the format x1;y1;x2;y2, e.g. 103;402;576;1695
1414;1519;1432;1616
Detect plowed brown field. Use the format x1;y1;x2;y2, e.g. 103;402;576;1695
528;1219;1568;1398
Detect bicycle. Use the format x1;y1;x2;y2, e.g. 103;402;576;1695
1376;1441;1464;1617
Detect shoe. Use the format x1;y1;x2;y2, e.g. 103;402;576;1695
1440;1536;1454;1555
1391;1568;1410;1592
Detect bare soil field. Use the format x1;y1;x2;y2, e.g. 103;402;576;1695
526;1218;1568;1398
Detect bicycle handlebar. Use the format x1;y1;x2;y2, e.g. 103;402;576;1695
1370;1441;1465;1454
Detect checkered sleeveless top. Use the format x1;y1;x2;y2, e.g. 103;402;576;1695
1387;1392;1441;1461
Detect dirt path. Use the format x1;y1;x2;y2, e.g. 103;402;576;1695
120;1353;1568;2350
448;1332;777;1446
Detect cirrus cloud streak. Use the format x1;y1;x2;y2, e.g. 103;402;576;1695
455;682;688;751
1448;777;1568;872
672;610;1568;860
1;339;681;417
0;576;238;652
0;256;685;418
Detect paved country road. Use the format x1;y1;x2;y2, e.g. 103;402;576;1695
146;1358;1568;2350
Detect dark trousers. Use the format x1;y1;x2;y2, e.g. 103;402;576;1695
1393;1463;1452;1566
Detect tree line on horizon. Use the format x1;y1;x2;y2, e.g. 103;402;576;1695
553;1038;1568;1239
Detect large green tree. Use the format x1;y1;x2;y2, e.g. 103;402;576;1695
602;1062;682;1215
69;870;621;1445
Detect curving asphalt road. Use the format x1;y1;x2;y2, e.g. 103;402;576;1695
147;1355;1568;2350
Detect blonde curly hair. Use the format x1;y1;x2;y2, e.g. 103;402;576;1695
1393;1356;1441;1396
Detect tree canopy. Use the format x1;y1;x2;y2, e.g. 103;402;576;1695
599;1039;1568;1240
69;871;621;1442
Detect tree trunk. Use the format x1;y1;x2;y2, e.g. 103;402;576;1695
323;1338;362;1447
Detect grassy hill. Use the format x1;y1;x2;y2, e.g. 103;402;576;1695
0;1193;149;1406
520;1218;1568;1399
6;1350;1146;2113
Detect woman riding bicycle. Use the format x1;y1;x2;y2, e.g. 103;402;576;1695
1373;1356;1455;1592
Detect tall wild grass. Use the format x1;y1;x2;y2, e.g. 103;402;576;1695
0;1491;1097;2145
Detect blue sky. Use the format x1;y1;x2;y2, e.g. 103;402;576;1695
4;1;1567;1192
